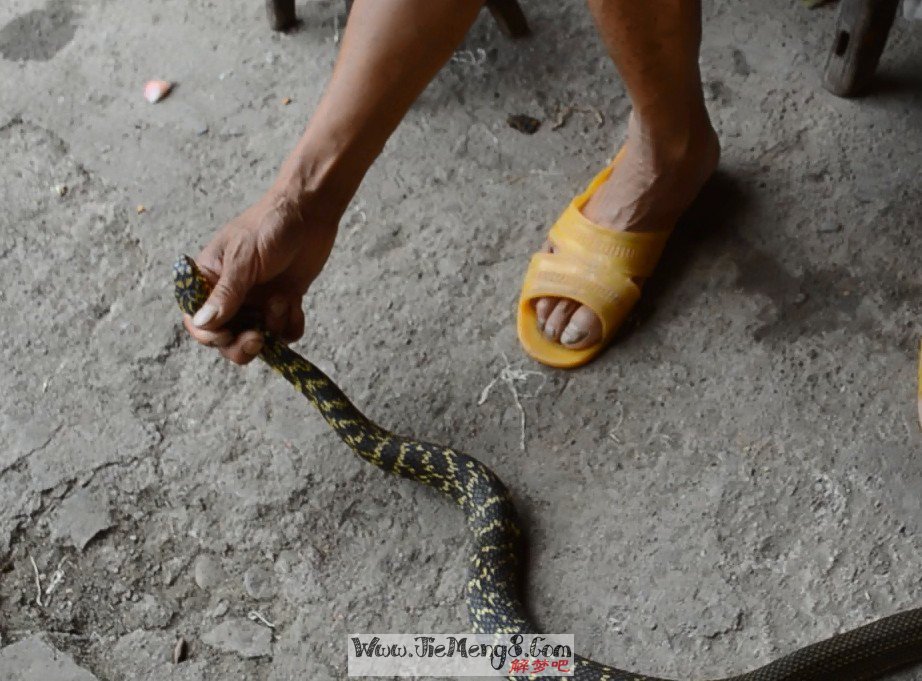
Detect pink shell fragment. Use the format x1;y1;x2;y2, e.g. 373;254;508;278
144;79;173;104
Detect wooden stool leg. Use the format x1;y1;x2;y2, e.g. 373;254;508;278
823;0;899;97
266;0;297;31
486;0;530;39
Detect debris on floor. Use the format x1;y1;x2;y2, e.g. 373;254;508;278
50;488;113;551
171;637;188;665
506;114;541;135
201;618;273;659
0;635;99;681
551;104;605;131
478;353;546;451
143;79;173;104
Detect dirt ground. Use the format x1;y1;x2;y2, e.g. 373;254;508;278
1;0;921;679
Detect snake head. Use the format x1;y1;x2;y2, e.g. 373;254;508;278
172;255;211;317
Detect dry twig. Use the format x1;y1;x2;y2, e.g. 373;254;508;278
28;555;43;607
478;353;546;451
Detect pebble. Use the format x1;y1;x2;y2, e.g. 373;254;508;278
193;554;226;591
212;600;229;618
50;489;113;550
273;550;297;574
0;635;99;680
243;565;277;600
125;594;174;630
201;618;272;658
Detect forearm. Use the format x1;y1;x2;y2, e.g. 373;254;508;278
273;0;484;221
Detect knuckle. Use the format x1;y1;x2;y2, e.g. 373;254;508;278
218;347;239;363
210;279;242;307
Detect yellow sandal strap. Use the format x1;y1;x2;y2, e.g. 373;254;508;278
519;251;641;341
548;205;672;279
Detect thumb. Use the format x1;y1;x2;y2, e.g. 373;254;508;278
192;246;257;330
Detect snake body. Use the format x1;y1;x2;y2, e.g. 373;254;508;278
175;255;922;680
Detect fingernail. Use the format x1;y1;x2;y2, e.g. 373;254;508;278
193;304;218;328
561;324;586;346
242;337;263;356
269;299;287;319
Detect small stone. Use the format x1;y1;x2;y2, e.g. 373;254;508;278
162;558;183;586
0;635;99;680
193;554;226;591
506;113;541;135
273;550;297;574
124;594;174;629
136;204;146;214
243;566;277;600
212;600;229;618
201;618;272;659
172;637;188;664
50;489;113;550
111;630;174;674
53;184;68;197
143;79;173;104
281;97;292;106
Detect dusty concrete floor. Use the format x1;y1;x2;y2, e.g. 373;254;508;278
1;0;921;679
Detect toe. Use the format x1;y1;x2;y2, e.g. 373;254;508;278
535;297;556;330
533;240;556;331
560;306;603;349
543;298;579;343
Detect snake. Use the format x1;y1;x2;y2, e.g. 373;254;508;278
174;254;922;681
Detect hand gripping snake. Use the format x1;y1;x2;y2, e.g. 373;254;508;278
175;255;922;680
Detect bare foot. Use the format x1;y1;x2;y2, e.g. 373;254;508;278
534;111;720;348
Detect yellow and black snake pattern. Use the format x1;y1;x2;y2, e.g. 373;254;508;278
175;255;922;680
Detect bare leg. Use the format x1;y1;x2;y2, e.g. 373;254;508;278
188;0;484;363
534;0;720;348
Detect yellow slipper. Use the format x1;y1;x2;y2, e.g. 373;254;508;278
517;149;672;368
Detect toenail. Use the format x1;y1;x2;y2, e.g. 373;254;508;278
561;325;587;346
544;325;557;339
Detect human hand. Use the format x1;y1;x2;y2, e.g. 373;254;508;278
183;189;338;364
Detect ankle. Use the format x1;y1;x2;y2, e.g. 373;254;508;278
628;106;718;166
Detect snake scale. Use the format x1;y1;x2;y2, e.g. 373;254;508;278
175;255;922;680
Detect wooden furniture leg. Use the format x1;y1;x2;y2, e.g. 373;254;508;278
486;0;530;38
823;0;900;97
267;0;297;31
